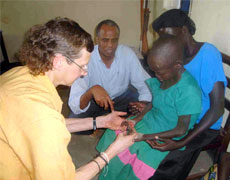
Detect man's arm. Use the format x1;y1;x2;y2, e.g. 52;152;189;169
149;82;225;151
80;85;114;111
128;48;152;102
68;76;90;114
69;77;114;114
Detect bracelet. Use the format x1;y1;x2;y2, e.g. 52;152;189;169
93;116;97;131
99;154;108;165
92;160;101;172
100;152;110;164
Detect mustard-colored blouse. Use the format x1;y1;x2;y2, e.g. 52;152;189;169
0;66;75;180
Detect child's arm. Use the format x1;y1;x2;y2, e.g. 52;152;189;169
132;103;152;123
136;115;191;141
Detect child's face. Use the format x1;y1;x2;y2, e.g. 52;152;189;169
148;57;179;82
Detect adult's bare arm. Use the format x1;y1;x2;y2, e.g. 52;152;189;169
75;130;137;180
149;82;225;151
80;85;114;111
66;111;127;133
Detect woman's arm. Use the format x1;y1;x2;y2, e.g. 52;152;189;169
75;131;137;180
66;111;127;133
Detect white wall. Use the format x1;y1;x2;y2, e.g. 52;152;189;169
0;0;155;62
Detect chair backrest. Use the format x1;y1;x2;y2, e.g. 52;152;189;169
221;53;230;151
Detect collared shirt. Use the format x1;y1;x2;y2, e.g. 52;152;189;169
69;45;152;114
0;66;75;180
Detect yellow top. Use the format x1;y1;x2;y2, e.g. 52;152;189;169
0;66;75;180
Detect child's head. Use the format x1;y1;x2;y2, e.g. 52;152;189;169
147;35;184;82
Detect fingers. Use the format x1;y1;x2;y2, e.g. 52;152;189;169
108;99;114;111
113;111;127;117
96;96;114;111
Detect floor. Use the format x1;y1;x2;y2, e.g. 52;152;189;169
57;86;214;180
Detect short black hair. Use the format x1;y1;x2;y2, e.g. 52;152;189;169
95;19;120;37
152;9;196;35
148;34;184;66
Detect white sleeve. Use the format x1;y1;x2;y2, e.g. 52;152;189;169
68;76;90;114
129;50;152;102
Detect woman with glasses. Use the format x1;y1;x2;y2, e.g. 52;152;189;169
0;17;137;180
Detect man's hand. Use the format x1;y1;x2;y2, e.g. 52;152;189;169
90;85;114;111
102;111;127;130
129;101;149;115
146;137;183;151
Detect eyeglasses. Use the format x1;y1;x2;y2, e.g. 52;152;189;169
65;56;88;72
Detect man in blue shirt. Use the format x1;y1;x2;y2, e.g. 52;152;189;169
68;19;151;129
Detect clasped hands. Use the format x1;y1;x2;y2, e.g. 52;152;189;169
105;112;180;151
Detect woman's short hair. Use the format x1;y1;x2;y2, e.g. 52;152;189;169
19;17;94;75
152;9;196;35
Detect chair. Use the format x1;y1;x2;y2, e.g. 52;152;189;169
0;30;21;75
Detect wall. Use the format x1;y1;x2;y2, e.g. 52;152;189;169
0;0;155;62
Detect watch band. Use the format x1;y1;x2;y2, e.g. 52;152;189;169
93;116;97;131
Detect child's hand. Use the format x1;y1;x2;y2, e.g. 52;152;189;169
146;139;163;147
128;101;149;115
121;120;136;135
121;120;136;131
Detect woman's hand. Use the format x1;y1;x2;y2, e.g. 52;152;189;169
99;111;127;130
106;128;137;158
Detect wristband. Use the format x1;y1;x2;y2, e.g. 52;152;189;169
93;116;97;131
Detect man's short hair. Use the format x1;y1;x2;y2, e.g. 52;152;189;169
95;19;120;37
152;9;196;35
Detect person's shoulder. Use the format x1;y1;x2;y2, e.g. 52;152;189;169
146;77;160;88
89;45;100;64
117;45;136;55
201;42;220;54
91;45;99;56
178;71;200;89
